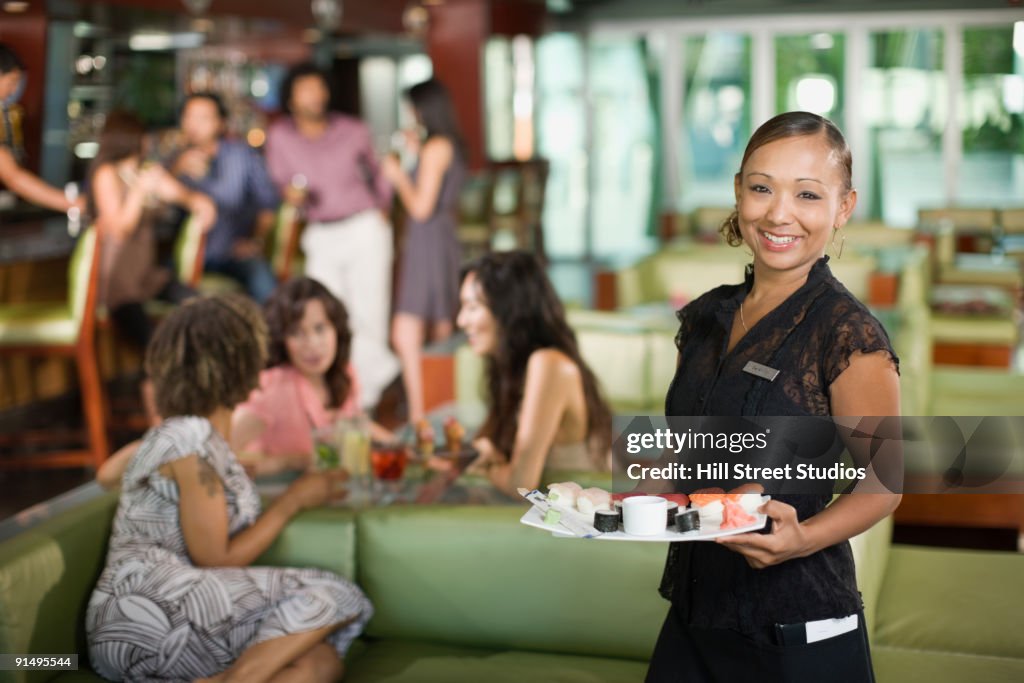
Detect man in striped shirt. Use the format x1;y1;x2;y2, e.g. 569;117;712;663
173;92;279;302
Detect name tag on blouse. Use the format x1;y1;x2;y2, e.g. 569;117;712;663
743;361;780;382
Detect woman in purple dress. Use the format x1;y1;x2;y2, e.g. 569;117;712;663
382;78;467;424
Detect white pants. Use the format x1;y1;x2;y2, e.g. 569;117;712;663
301;210;400;409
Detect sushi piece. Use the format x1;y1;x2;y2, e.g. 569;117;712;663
658;493;691;508
547;482;583;510
576;487;612;515
690;493;726;527
736;493;766;515
675;509;700;532
543;508;562;526
593;509;619;532
720;498;757;530
613;500;624;524
664;500;679;527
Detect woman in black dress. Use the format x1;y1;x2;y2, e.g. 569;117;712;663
646;112;902;682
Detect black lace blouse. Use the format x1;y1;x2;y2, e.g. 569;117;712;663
661;256;898;641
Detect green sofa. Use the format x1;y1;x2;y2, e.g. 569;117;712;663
2;491;1023;682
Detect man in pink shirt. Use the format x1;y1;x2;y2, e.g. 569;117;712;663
265;63;400;411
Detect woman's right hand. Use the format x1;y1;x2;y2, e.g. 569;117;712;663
174;148;210;179
138;164;165;195
283;469;349;512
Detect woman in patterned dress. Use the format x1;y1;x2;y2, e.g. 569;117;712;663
87;294;373;682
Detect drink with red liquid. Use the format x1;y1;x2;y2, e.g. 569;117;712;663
372;445;409;481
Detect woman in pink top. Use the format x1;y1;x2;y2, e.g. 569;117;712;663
233;277;394;475
96;278;393;487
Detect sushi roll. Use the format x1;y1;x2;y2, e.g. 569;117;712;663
675;509;700;532
576;487;613;515
593;509;619;532
547;482;583;510
613;500;624;525
664;500;679;527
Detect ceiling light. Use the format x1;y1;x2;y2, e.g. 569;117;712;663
312;0;342;31
3;2;30;13
129;32;204;51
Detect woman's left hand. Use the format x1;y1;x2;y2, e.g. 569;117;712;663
715;500;811;569
464;437;500;476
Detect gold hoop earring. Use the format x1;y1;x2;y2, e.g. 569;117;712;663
831;227;845;260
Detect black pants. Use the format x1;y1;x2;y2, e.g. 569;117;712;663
646;603;875;683
109;279;196;353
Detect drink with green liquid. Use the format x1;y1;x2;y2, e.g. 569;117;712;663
341;426;371;478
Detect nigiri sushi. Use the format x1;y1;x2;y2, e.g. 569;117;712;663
576;487;613;515
690;493;726;526
736;493;766;515
547;481;583;510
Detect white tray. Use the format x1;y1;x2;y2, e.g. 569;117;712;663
519;500;769;542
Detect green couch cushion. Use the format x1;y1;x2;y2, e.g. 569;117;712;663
0;303;76;346
0;492;118;683
347;639;647;683
929;313;1019;345
929;368;1024;416
576;327;651;409
356;505;667;660
872;645;1024;683
346;639;503;681
256;507;357;580
874;545;1024;659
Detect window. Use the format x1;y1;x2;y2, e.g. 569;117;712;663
775;32;845;127
959;25;1024;207
679;33;751;213
865;29;946;226
536;33;587;258
588;35;658;259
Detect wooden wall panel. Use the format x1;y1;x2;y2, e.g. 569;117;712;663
426;0;489;171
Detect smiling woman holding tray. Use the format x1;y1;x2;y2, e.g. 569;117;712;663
456;251;614;497
645;112;902;683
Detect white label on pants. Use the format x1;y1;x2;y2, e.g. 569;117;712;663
805;614;858;644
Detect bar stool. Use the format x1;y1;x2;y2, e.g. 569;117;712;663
0;227;108;469
270;203;303;282
197;205;303;296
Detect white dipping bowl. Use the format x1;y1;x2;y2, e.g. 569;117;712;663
622;496;668;536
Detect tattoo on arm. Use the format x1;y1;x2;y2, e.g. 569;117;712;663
197;458;222;497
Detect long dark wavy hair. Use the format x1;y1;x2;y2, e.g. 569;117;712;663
263;277;353;408
406;78;466;159
463;251;613;461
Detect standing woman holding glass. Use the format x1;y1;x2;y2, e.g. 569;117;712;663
646;112;901;682
88;111;215;421
381;78;467;424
